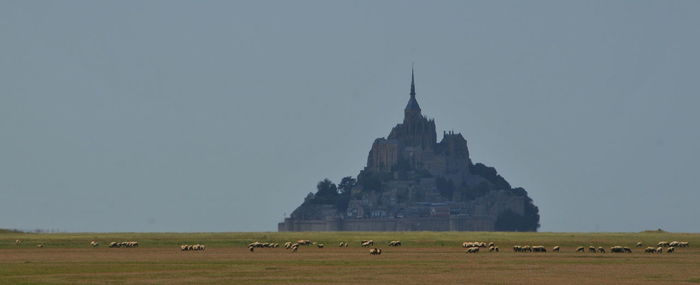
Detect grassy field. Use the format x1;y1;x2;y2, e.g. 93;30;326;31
1;231;699;284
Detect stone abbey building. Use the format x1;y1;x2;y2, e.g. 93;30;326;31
279;70;540;232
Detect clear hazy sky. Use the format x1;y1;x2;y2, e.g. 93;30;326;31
1;1;699;232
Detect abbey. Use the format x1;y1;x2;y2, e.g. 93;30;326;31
279;70;540;232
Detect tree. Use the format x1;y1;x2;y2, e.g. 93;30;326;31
313;178;338;205
335;176;356;213
338;176;357;195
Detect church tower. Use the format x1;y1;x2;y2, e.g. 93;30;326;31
404;67;422;123
387;67;436;149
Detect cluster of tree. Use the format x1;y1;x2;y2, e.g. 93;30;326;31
290;177;357;219
494;201;541;232
489;183;540;232
470;163;511;190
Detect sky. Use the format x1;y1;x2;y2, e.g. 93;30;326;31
1;1;699;233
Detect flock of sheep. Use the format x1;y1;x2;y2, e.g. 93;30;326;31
10;238;690;256
463;241;500;253
247;239;393;255
465;240;692;255
109;241;139;248
180;244;206;251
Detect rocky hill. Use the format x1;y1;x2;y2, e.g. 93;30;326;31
279;70;539;231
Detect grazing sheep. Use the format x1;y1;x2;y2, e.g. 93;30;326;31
369;248;382;255
532;246;547;253
598;247;606;253
576;246;585;253
667;247;675;253
15;240;22;246
291;245;299;253
109;242;119;248
522;246;532;253
361;240;374;247
388;241;401;247
655;247;663;254
249;246;255;252
679;241;689;248
513;245;522;252
553;246;560;252
181;245;188;251
624;247;632;253
488;242;495;247
317;244;324;249
90;241;99;247
610;246;625;253
658;241;670;247
588;246;596;253
466;247;480;253
296;240;311;246
36;244;44;248
636;242;643;247
644;247;656;253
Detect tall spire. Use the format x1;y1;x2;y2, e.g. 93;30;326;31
405;66;421;113
410;66;416;98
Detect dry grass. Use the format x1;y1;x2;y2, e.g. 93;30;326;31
1;232;699;284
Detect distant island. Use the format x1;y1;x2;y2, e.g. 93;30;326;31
279;70;540;232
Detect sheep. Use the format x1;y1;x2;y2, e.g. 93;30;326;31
610;246;625;253
15;240;22;246
532;246;546;253
36;244;44;248
181;245;188;251
339;242;345;247
90;241;99;247
109;242;119;248
370;248;382;255
513;245;522;252
636;242;643;247
655;247;663;254
463;242;488;248
489;246;499;252
317;243;324;249
553;246;560;252
588;246;596;253
488;242;495;247
644;247;656;253
658;241;670;247
388;241;401;247
361;240;374;247
576;246;585;253
598;247;606;253
522;246;532;253
466;247;480;253
624;247;632;253
679;241;689;248
249;242;268;248
249;246;255;252
667;247;675;253
669;241;680;247
291;245;299;253
296;240;311;246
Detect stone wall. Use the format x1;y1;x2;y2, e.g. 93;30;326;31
278;215;497;232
